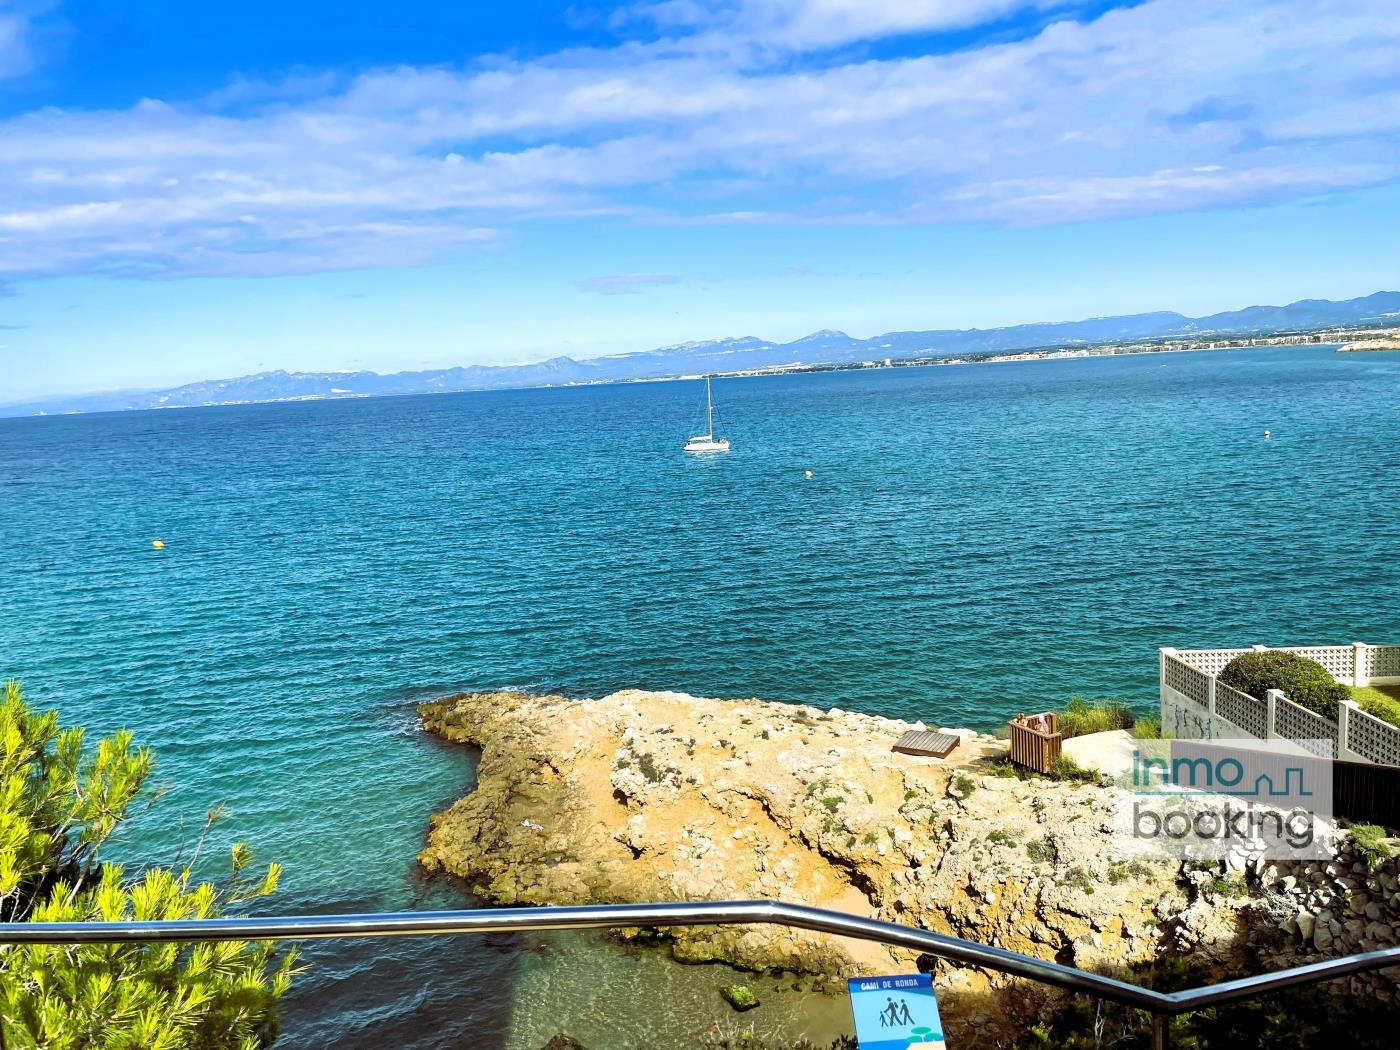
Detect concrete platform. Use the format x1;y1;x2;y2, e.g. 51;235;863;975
1062;729;1136;777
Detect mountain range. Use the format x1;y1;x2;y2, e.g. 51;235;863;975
5;291;1398;418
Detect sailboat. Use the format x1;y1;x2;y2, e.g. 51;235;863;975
683;376;731;453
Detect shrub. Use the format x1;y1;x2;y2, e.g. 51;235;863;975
1351;685;1400;729
1132;714;1163;739
1059;696;1134;738
1049;754;1098;784
1349;824;1394;871
0;681;296;1047
1218;651;1351;720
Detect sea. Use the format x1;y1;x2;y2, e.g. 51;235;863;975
1;344;1398;1048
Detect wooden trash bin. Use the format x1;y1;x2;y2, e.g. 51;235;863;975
1009;711;1062;774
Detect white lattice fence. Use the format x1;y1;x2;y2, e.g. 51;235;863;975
1215;682;1268;738
1163;655;1211;706
1175;648;1249;677
1277;646;1356;681
1161;643;1400;765
1274;696;1338;757
1371;646;1400;679
1347;708;1400;767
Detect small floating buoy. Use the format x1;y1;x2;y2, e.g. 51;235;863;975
151;539;165;550
1263;430;1271;439
804;470;813;479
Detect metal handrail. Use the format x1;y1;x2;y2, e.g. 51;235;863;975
1;899;1396;1047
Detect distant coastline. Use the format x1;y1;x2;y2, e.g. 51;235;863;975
13;327;1386;420
645;325;1395;384
5;289;1398;418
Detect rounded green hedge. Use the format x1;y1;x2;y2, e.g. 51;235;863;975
1218;650;1350;720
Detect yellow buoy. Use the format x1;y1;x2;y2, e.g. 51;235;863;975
804;470;813;479
151;539;165;550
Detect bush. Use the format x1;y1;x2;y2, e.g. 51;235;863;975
1218;651;1351;720
0;681;296;1047
1058;696;1134;738
1351;685;1400;729
1132;714;1163;739
1349;824;1395;871
1049;754;1098;784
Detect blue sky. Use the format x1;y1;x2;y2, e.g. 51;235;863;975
1;0;1398;401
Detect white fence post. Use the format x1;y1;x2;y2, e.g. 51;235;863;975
1353;642;1369;688
1338;699;1366;763
1159;647;1176;728
1206;676;1217;739
1265;689;1282;739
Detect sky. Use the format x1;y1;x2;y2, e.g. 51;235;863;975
0;0;1398;402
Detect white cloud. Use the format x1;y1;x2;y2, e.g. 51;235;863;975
631;0;1066;51
578;272;682;294
0;0;1396;279
0;2;38;80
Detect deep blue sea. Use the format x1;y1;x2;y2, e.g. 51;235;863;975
2;345;1399;1047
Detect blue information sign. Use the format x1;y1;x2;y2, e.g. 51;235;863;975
847;973;945;1049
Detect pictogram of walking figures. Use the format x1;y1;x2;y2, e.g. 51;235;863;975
879;997;914;1027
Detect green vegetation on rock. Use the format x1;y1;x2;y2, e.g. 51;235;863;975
1218;651;1351;720
1011;956;1399;1049
1349;824;1395;871
0;681;296;1048
1059;696;1135;738
720;985;760;1011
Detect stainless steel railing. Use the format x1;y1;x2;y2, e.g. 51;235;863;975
2;899;1397;1048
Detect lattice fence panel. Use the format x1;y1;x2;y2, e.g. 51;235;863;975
1164;656;1210;706
1279;646;1355;682
1346;708;1400;767
1215;682;1267;738
1370;646;1400;679
1175;649;1249;677
1274;697;1338;757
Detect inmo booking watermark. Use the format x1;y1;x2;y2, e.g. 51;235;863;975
1111;739;1336;862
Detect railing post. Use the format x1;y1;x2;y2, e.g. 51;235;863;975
1353;642;1369;688
1265;689;1282;739
1152;1012;1169;1050
1206;676;1217;739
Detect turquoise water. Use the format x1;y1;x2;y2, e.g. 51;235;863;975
2;345;1399;1046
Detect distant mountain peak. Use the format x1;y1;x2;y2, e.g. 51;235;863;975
6;290;1397;418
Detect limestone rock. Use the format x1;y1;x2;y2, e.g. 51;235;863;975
417;689;1246;985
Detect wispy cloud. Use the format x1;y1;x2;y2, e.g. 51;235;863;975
577;272;682;294
0;7;31;80
0;0;1396;280
626;0;1069;51
0;0;53;81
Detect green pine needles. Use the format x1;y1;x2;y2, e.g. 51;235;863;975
0;680;298;1049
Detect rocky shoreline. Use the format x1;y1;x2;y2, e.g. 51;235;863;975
1338;338;1400;352
418;689;1400;1036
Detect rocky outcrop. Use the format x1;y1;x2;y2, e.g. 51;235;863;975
1338;338;1400;352
418;689;1235;989
1241;843;1400;1002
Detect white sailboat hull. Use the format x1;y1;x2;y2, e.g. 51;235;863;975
684;437;730;453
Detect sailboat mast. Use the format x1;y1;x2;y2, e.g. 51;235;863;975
706;376;714;437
